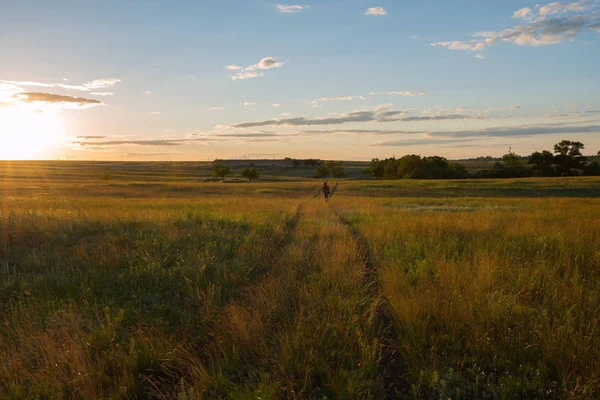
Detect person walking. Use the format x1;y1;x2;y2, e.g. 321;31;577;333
323;181;331;202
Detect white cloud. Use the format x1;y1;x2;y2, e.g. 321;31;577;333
149;112;161;115
308;95;365;107
509;105;521;110
276;5;305;13
230;57;285;80
365;7;387;16
413;35;419;39
476;54;486;60
144;90;152;95
250;57;285;70
431;41;485;51
0;78;122;92
539;0;591;16
366;90;427;96
513;7;534;20
225;65;243;70
91;92;114;96
232;71;265;80
432;1;600;54
82;78;121;90
272;103;280;107
307;90;426;107
208;106;225;111
243;101;258;106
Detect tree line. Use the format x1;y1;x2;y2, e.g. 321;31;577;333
212;164;260;182
367;140;600;180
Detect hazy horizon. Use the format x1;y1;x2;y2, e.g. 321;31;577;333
1;0;600;161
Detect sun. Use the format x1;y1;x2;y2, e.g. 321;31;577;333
0;108;63;160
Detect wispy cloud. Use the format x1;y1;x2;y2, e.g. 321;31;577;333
14;92;103;108
229;57;285;80
272;103;280;107
91;92;114;96
431;1;600;53
366;90;427;97
402;114;481;122
144;90;152;95
365;7;388;16
308;90;426;107
308;95;365;107
73;138;213;147
476;54;486;60
232;71;265;80
276;5;306;13
426;122;600;138
229;108;480;128
299;129;425;135
373;138;478;147
1;77;121;92
513;7;534;20
243;101;258;106
208;106;225;111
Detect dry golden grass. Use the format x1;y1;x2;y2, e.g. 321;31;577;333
1;170;599;398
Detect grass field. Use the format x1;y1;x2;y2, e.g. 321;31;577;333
1;162;599;399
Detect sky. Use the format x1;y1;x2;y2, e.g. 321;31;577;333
1;0;599;161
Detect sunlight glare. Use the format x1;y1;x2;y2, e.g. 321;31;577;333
0;108;63;160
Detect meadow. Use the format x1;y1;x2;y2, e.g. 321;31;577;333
1;161;599;399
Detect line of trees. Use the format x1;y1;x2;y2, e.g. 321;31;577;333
367;140;599;180
284;158;320;168
367;155;467;179
476;140;599;178
315;161;346;178
212;164;260;182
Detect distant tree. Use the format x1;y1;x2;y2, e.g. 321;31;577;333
292;159;301;168
528;150;556;176
553;140;586;175
326;161;346;178
597;150;600;158
304;159;319;167
241;168;260;182
397;155;424;178
212;163;232;182
367;158;385;178
501;152;524;169
315;163;329;178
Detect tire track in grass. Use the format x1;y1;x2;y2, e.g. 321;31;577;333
173;191;387;398
151;195;311;398
329;184;408;398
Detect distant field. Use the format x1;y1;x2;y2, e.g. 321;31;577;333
1;162;599;399
0;159;500;185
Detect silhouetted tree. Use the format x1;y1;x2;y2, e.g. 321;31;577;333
528;150;556;176
241;168;260;182
501;152;524;169
212;163;232;182
367;158;385;178
553;140;586;175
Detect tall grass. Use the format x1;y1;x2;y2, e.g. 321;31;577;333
334;190;600;398
1;171;599;398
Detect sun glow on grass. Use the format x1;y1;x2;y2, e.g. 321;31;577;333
0;108;63;160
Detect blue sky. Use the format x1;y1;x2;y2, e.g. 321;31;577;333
1;0;599;160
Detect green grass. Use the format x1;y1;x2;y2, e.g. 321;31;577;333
1;163;599;398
